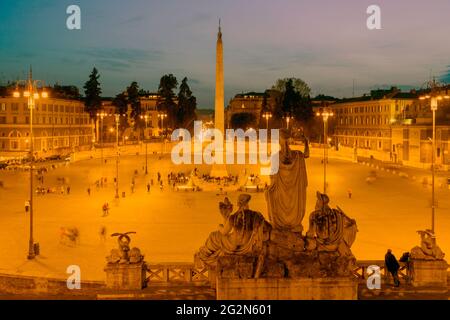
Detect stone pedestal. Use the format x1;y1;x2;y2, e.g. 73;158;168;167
410;259;448;287
217;277;358;300
104;262;147;290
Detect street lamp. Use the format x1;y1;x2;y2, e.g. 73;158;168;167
316;109;334;194
284;114;293;129
262;111;272;130
140;114;149;174
13;67;48;259
114;114;122;199
96;111;107;164
158;112;167;137
419;90;450;233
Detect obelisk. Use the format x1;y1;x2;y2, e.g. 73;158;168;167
210;20;228;177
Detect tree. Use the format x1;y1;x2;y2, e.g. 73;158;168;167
272;78;313;126
272;77;311;97
83;67;102;119
112;92;128;131
112;92;128;115
127;81;141;122
230;112;257;130
177;77;197;129
157;74;178;129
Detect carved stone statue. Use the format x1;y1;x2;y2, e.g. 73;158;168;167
107;232;143;264
306;192;358;258
265;129;309;233
410;229;445;260
197;194;271;277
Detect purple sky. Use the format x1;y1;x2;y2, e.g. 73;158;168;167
1;0;449;108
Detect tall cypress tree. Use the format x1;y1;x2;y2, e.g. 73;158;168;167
127;81;141;122
83;67;102;119
177;77;197;128
156;74;178;130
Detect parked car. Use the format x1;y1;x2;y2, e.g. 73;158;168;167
0;162;8;169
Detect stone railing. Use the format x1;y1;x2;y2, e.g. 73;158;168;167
352;260;410;284
144;260;412;286
145;263;210;285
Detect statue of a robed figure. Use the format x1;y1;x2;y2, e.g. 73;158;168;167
196;129;358;282
265;129;309;233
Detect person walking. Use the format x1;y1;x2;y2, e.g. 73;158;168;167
385;249;401;287
102;202;109;217
147;183;151;193
25;200;30;213
99;226;107;241
347;189;352;199
67;186;71;195
87;187;91;196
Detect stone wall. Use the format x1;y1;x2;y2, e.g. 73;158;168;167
0;273;104;295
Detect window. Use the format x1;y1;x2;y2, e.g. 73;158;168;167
0;116;6;124
0;103;6;112
42;104;47;112
13;116;17;124
25;116;29;124
11;103;19;112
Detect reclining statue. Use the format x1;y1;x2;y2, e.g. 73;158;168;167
410;229;445;260
196;194;271;277
306;192;358;258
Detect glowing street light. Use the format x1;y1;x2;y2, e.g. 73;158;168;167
96;111;107;164
419;85;450;233
284;114;293;129
13;67;48;260
140;114;150;174
114;114;124;199
158;112;167;137
262;111;272;130
316;109;334;194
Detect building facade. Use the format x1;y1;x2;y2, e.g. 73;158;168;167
330;90;417;161
329;87;450;168
0;96;93;158
98;94;163;143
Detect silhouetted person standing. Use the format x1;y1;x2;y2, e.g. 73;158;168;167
385;249;400;287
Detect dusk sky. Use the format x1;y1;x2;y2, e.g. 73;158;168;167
1;0;450;108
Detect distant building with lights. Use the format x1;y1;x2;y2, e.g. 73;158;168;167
0;96;93;158
328;86;450;168
225;90;279;129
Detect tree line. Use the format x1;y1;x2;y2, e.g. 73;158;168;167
83;67;198;132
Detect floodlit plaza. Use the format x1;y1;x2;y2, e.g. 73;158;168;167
1;147;449;282
1;0;450;305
